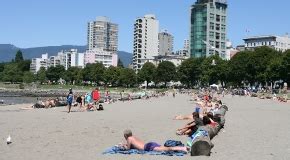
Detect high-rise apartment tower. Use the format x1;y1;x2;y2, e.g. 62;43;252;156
190;0;227;58
158;31;174;56
87;16;118;53
132;14;159;72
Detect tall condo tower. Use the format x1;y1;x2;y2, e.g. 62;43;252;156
190;0;227;58
87;16;118;53
132;14;159;72
158;30;174;56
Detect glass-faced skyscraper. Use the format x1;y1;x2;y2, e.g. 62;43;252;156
190;0;227;58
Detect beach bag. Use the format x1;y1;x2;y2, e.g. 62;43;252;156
164;140;184;147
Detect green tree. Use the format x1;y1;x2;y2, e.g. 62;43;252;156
103;66;120;86
82;63;105;84
118;58;124;68
0;63;5;72
281;50;290;84
119;68;137;87
2;63;23;83
228;51;251;86
23;71;35;83
249;47;279;85
15;50;24;63
266;56;282;85
178;58;204;88
155;61;176;87
46;65;65;83
138;62;156;87
199;55;229;86
18;60;31;72
64;67;82;85
36;67;47;84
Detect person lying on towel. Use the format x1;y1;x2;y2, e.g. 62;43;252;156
119;129;188;152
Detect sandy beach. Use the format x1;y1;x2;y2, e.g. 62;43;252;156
0;94;290;160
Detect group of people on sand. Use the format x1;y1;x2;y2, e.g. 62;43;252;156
67;88;104;113
21;98;60;110
116;90;225;154
174;98;224;137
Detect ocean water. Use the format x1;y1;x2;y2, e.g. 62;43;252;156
0;96;37;105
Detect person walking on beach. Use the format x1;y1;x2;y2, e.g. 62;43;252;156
67;93;73;113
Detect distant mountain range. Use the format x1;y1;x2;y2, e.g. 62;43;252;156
0;44;132;67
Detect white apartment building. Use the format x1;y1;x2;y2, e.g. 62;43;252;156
87;16;118;53
184;39;190;52
244;35;290;52
57;49;85;70
146;55;188;67
30;53;48;74
176;49;189;57
225;40;239;60
158;31;174;56
132;14;159;72
48;56;61;67
84;48;118;68
31;50;85;74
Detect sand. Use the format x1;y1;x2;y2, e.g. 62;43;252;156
0;94;290;160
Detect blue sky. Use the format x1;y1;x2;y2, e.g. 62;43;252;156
0;0;289;52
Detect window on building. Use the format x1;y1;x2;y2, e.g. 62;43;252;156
209;32;214;39
216;33;220;40
216;24;220;31
221;33;225;40
216;15;220;22
215;41;220;49
210;22;214;30
210;13;214;21
221;42;225;49
210;40;214;46
221;16;226;23
221;25;226;32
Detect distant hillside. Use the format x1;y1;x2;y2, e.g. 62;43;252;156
0;44;132;67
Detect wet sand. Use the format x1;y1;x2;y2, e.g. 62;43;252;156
0;94;289;160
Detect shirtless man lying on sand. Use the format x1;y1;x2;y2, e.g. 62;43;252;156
119;130;187;152
21;99;57;110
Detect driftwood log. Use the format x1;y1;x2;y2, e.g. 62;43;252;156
190;105;228;156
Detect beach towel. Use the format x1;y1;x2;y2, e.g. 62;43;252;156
103;146;187;156
187;129;209;147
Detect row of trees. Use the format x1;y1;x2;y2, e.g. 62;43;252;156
0;50;32;83
0;47;289;88
178;47;290;88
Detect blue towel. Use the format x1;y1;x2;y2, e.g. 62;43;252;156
103;146;187;156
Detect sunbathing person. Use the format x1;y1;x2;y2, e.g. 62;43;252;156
176;112;203;136
119;130;187;152
174;114;194;120
174;102;204;120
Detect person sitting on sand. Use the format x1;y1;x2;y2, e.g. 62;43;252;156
203;116;218;128
119;130;187;152
174;102;204;120
85;93;96;111
76;95;83;109
176;112;203;136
